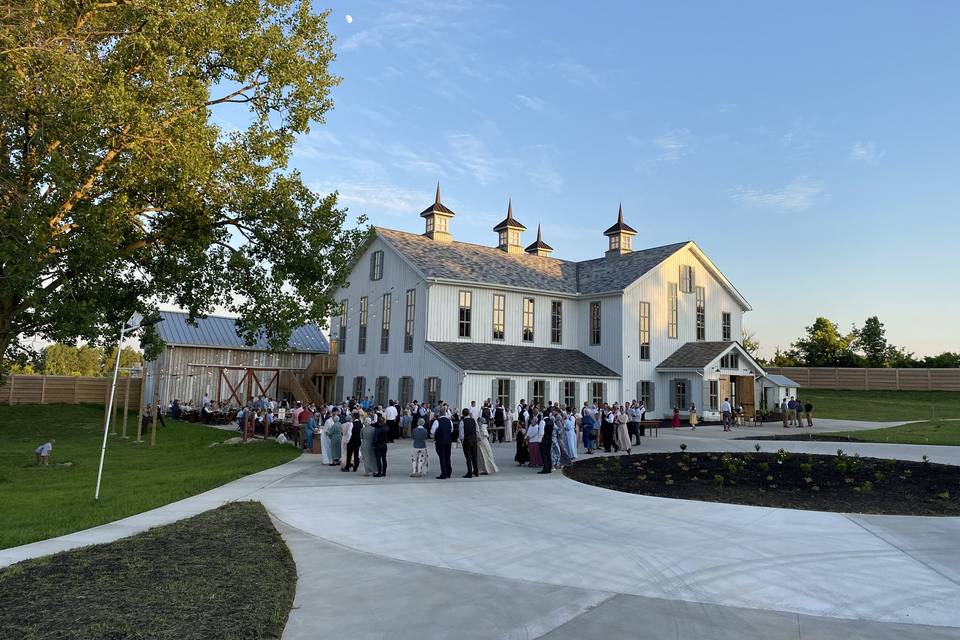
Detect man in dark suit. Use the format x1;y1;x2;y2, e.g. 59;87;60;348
538;416;554;474
342;415;362;471
459;409;479;478
432;411;453;479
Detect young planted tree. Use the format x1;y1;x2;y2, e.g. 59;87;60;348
0;0;366;369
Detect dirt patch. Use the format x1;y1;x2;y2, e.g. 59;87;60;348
565;450;960;516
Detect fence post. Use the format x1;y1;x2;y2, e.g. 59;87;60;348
74;377;79;403
864;368;869;392
8;375;14;405
41;375;47;404
928;369;932;391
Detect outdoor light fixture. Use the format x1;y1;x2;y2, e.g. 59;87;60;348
94;312;144;500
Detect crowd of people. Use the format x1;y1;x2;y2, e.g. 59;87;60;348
254;396;666;479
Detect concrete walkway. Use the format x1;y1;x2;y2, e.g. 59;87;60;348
3;420;960;639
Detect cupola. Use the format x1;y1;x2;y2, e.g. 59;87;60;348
524;224;553;257
493;199;526;254
420;182;455;242
603;203;637;257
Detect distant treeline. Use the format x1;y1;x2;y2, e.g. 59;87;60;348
7;344;142;377
766;316;958;368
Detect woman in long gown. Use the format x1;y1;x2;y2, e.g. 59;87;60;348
616;408;632;454
320;411;335;464
514;422;529;466
476;419;499;475
340;416;352;466
325;417;342;466
360;416;377;476
563;413;578;462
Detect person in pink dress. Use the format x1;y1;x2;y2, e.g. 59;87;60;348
671;407;681;429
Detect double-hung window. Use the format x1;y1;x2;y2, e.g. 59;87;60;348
357;296;368;354
522;298;535;342
458;291;472;338
709;380;719;410
550;300;562;344
639;301;650;359
722;312;731;341
679;264;694;293
404;289;415;352
492;294;505;340
589;301;601;346
695;286;705;341
380;293;391;353
667;283;678;339
370;251;384;280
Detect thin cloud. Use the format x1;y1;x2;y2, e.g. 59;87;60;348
652;129;691;163
312;181;433;216
447;132;502;185
849;141;883;164
515;94;545;112
729;176;824;211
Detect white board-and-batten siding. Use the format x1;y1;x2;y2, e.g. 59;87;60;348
332;236;459;404
619;245;747;415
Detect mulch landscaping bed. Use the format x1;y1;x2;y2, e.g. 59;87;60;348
0;502;297;640
565;450;960;516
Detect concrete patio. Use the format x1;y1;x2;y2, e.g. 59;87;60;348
3;419;959;639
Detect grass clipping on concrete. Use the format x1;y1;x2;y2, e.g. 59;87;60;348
0;502;296;640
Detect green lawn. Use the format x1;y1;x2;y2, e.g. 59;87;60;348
0;404;300;549
800;388;960;422
822;419;960;446
0;502;297;640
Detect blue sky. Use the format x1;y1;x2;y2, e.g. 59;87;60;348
275;0;959;357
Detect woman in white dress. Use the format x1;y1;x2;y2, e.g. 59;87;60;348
476;418;499;475
320;410;335;465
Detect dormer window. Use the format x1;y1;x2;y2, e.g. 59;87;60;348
499;230;508;246
510;230;520;245
623;235;632;250
610;235;620;250
425;217;434;233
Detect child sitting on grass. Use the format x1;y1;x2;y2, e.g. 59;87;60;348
35;438;55;466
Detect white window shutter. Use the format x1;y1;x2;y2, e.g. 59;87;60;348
509;380;516;408
649;382;655;411
601;382;608;403
436;378;441;403
423;379;429;403
636;381;642;403
491;379;499;405
544;381;551;404
527;380;535;404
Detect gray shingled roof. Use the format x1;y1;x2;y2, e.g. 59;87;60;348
427;341;619;377
656;341;733;369
156;310;329;352
377;227;686;295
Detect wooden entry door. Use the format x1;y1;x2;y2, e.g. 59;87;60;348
719;377;732;407
735;376;756;416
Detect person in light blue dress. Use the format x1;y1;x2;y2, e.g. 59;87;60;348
563;413;578;461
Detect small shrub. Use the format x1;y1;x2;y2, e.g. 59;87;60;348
754;443;761;452
799;463;812;476
679;443;688;452
938;491;951;500
874;471;885;483
759;462;769;472
860;480;873;493
713;474;725;488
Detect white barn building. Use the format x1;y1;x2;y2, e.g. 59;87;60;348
331;186;765;420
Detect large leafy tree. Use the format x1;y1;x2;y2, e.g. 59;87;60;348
792;317;862;367
0;0;366;369
855;316;888;367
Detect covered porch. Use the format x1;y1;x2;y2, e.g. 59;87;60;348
656;341;767;421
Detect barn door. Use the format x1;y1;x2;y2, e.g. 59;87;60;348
736;376;755;416
719;376;731;407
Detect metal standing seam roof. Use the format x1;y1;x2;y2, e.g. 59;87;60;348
155;310;329;352
427;341;620;377
376;227;688;295
762;374;800;388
